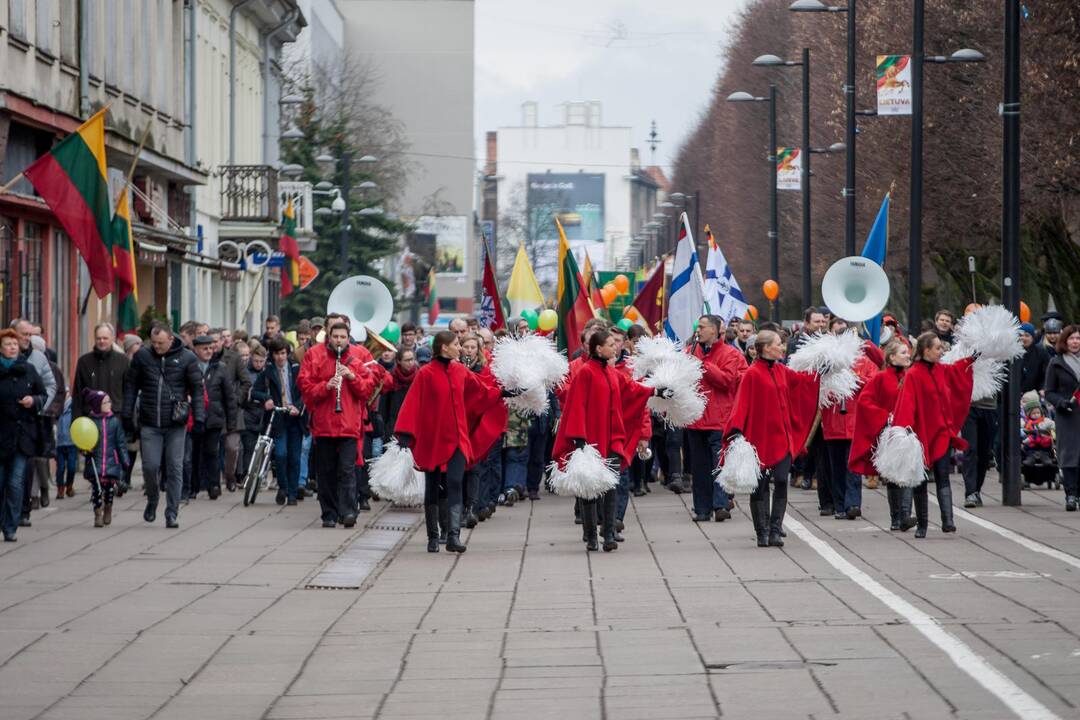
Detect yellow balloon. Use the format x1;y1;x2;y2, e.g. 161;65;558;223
538;308;558;331
285;330;298;349
71;416;100;452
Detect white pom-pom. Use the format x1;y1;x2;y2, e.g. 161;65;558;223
546;444;619;499
714;435;761;494
954;305;1024;362
642;353;706;427
872;427;926;487
630;336;684;380
368;440;425;506
819;367;861;408
492;333;569;416
789;331;864;406
942;341;1007;401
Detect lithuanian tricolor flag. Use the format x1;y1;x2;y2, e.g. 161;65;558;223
279;200;300;297
582;249;605;315
23;107;114;298
555;218;594;356
112;186;139;331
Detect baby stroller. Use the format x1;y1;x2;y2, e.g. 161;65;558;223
1021;394;1060;490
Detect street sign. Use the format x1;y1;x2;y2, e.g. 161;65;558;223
251;251;285;268
297;256;319;290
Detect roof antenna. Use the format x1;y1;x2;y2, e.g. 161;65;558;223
646;120;662;164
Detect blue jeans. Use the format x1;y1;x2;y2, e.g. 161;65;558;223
299;432;312;486
0;454;28;537
503;446;528;492
273;421;303;500
616;467;630;521
56;445;78;487
826;439;862;512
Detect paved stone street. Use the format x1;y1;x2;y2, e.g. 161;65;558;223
3;472;1080;720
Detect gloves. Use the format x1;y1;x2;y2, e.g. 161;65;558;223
724;429;743;443
395;432;414;449
501;386;526;398
653;387;675;399
572;438;586;450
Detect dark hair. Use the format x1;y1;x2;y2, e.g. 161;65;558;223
178;320;198;336
758;321;782;333
609;325;626;337
401;322;417;335
828;317;848;331
627;325;647;342
150;322;172;337
588;329;612;357
698;314;723;333
328;322;350;337
432;330;456;358
267;337;289;354
395;347;416;362
233;329;249;342
913;331;941;361
494;328;509;339
934;309;955;323
804;307;822;323
266;315;281;324
1056;325;1080;355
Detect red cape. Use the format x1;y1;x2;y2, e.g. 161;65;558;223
688;342;747;431
465;363;509;467
890;357;974;466
723;359;820;468
614;358;652;452
848;365;903;475
821;354;878;441
553;356;652;469
394;358;503;471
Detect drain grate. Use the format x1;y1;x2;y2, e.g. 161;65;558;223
306;510;421;590
706;660;838;671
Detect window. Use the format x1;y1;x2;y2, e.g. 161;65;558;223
8;0;27;40
35;0;53;55
20;222;43;323
121;0;134;92
0;218;13;326
50;229;71;368
139;0;151;100
103;0;117;84
58;0;77;65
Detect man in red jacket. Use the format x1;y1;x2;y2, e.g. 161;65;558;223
687;315;748;522
298;322;376;528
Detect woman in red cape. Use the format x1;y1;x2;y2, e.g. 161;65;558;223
461;334;508;528
394;331;507;554
848;341;917;531
723;330;820;547
888;332;975;538
552;329;658;552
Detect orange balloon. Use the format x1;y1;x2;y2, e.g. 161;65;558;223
762;279;779;302
745;305;759;321
623;306;640;321
614;274;630;295
964;303;981;315
601;286;618;305
1019;301;1031;323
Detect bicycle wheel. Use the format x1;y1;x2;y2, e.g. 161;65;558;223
244;442;267;506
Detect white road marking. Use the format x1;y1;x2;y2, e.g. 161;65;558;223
929;495;1080;571
784;514;1061;720
928;571;1051;580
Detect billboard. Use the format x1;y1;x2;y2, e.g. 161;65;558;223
413;215;469;276
526;173;605;244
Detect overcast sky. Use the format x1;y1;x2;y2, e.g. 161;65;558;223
475;0;751;174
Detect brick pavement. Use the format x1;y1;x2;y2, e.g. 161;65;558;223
2;473;1080;719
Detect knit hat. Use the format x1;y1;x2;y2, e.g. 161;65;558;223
1022;390;1041;415
30;335;46;353
1020;322;1036;337
123;334;142;352
81;388;108;415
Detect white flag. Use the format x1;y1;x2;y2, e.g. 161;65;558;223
703;227;749;323
664;213;706;343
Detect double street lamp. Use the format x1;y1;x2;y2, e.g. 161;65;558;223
313;152;380;273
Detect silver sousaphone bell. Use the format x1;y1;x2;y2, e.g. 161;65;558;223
820;256;890;323
325;275;394;342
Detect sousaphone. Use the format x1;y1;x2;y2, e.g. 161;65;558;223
821;256;890;323
326;275;394;343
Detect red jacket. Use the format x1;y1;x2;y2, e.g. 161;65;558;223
848;365;903;475
613;356;652;451
688;341;747;431
465;362;509;467
298;342;376;439
553;356;653;469
890;357;974;466
394;357;503;471
723;359;820;468
821;354;879;441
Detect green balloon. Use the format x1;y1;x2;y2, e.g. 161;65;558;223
692;318;699;331
617;318;634;331
381;321;401;344
522;308;540;330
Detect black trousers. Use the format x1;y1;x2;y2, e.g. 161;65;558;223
424;449;466;510
191;428;222;496
962;406;998;496
687;429;725;515
811;429;832;511
1062;467;1080;498
652;424;683;481
314;436;357;523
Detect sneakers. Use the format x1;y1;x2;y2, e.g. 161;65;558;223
964;494;978;509
504;489;517;507
1067;496;1078;512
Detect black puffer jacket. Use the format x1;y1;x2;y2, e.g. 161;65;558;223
242;362;267;432
0;356;47;458
72;348;129;418
122;337;205;429
198;358;238;431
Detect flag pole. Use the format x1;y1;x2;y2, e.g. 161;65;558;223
0;173;25;194
118;123;154;201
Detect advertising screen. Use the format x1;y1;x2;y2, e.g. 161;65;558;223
526;173;605;244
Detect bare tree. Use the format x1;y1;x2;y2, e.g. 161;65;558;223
496;182;560;296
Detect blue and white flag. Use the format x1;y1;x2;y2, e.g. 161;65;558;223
703;224;749;324
860;194;889;344
664;213;706;343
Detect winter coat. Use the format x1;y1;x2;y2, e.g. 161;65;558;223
197;358;238;431
394;356;504;471
252;361;306;437
83;413;128;480
122;336;206;429
72;348;128;418
687;341;747;431
723;359;820;468
613;357;652;450
848;365;904;476
1044;355;1080;468
242;362;268;433
1020;343;1050;394
382;363;417;440
21;347;56;412
0;356;47;458
42;360;65;419
297;342;376;439
821;355;879;441
464;361;508;468
889;357;974;467
552;356;654;469
219;348;253;431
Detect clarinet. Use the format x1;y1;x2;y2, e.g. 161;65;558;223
334;345;345;414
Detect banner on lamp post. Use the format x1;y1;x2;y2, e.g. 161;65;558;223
876;55;913;115
776;147;802;191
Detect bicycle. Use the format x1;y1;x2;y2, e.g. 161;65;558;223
243;406;291;507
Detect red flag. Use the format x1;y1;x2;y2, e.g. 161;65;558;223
480;250;506;330
627;261;665;335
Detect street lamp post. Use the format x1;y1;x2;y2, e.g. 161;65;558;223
1001;0;1022;506
728;86;780;322
315;152;379;276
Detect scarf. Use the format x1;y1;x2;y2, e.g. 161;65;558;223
0;357;14;370
1063;352;1080;382
392;363;418;390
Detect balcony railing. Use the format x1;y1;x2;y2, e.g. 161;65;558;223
279;181;314;235
220;165;279;222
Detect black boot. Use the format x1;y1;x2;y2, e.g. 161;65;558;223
445;505;467;553
582;498;599;551
914;483;929;538
425;504;440;553
887;484;902;530
465;509;478;529
937;480;957;533
768;486;786;547
601;490;618;551
898;487;917;531
438;498;449;544
750;497;768;547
